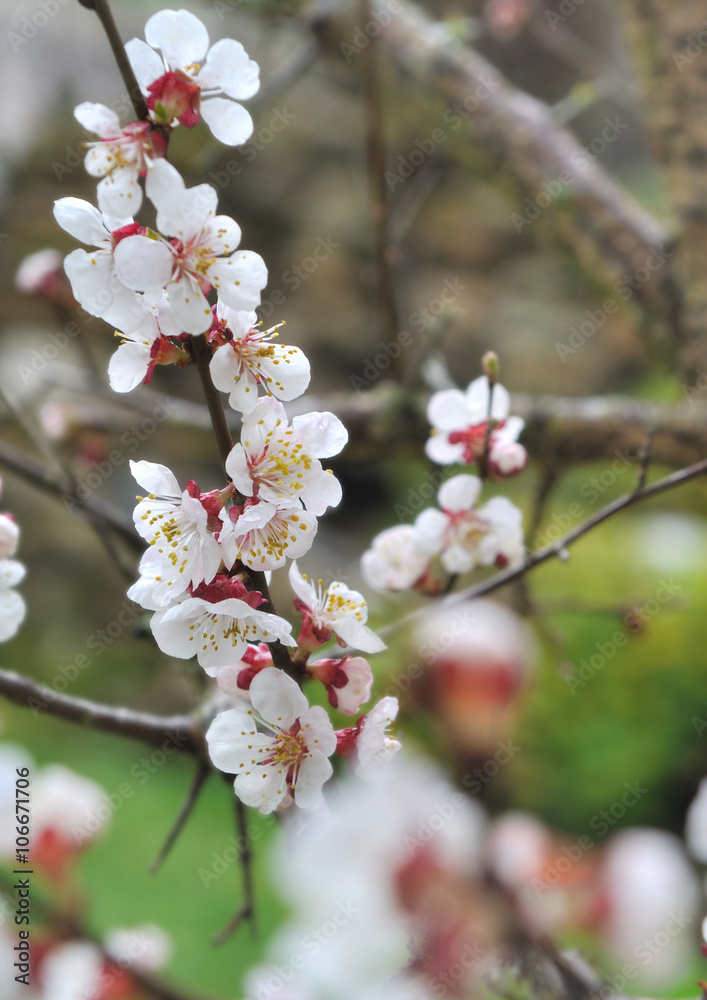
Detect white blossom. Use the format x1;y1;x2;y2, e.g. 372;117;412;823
225;398;347;516
360;524;431;593
209;304;310;413
126;8;260;144
414;474;524;573
206;668;336;813
219;500;318;572
289;562;385;653
0;560;25;643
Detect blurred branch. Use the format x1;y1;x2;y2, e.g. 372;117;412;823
313;0;678;331
151;761;211;873
0;667;204;756
0;438;141;551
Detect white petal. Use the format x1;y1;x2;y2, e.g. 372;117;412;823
113;235;174;292
294;750;333;809
288;562;314;606
144;9;209;70
206;215;242;256
260;345;311;402
125;37;165;94
74;101;120;137
302;469;342;516
413;508;448;554
196;38;260;99
97;165;143;218
108;341;151;392
234;765;288;814
298;705;338;757
0;560;25;589
466;376;510;421
145;158;186;215
158;183;218;240
199;96;254;146
334;618;386;654
53;197;109;246
63;249;144;330
210;252;267;312
0;590;25;642
437;474;482;513
249;667;308;729
205;707;264;774
166;275;213;335
425;434;464;465
129;459;181;497
292;412;348;458
427;389;471;432
224;444;254;497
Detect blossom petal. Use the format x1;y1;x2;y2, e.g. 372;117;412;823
199;96;254;146
205;707;268;774
292;412;348;458
74;101;120;137
53;197;110;246
466;375;510;421
125;37;165;94
413;508;448;555
63;249;145;330
293;750;333;809
234;765;288;814
113;235;175;292
196;38;260;99
427;389;471;432
144;9;209;70
297;469;342;516
108;341;151;392
0;590;25;642
288;562;314;606
208;215;242;256
249;667;308;730
166;274;214;335
333;617;386;654
97;165;143;218
298;705;338;758
437;474;482;514
210;252;268;312
129;459;181;497
425;434;464;465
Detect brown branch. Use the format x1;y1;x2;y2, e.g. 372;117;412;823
380;455;707;640
0;667;203;756
151;761;211;873
86;0;150;122
212;795;256;946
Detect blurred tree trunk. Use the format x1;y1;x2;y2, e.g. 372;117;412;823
621;0;707;372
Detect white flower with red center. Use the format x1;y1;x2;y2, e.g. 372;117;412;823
225;398;347;515
0;560;26;643
126;9;259;144
53;198;146;331
308;655;373;715
108;291;188;393
206;667;337;813
216;642;273;700
112;160;267;335
130;460;223;604
219;498;318;572
209;304;310;414
74;102;167;218
335;696;401;777
414;474;524;574
151;576;295;673
360;524;432;593
426;375;527;477
289;562;385;658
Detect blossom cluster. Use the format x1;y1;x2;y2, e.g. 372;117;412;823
362;371;528;592
52;7;398;817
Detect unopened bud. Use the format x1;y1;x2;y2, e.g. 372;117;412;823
482;351;500;383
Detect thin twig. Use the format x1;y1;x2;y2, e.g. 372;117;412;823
0;667;202;755
212;796;256;946
373;455;707;642
634;428;655;493
191;336;234;474
90;0;150;121
151;761;211;873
